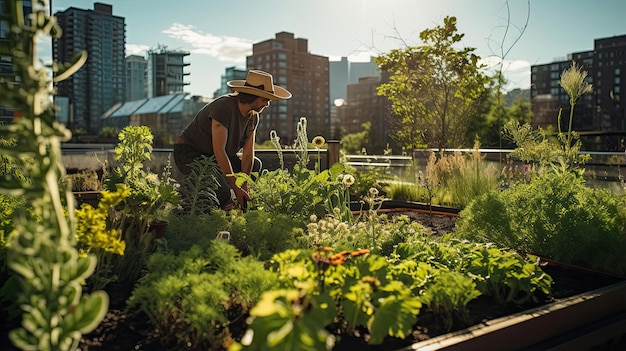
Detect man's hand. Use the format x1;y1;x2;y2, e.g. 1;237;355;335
233;184;251;209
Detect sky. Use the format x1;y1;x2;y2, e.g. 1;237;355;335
48;0;626;97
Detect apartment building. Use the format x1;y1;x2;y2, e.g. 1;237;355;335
53;2;126;135
531;34;625;150
146;46;190;98
247;32;329;144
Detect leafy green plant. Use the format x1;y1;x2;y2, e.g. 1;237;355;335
128;240;276;351
394;236;553;306
241;117;352;225
465;245;552;305
0;1;108;349
421;271;481;331
234;248;422;349
163;212;230;254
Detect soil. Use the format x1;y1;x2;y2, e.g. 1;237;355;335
1;211;624;351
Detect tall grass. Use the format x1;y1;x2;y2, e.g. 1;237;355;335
385;143;500;208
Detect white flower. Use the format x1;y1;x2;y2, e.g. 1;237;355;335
342;174;355;187
368;187;379;196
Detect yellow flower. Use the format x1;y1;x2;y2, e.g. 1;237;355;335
342;174;355;187
312;136;325;148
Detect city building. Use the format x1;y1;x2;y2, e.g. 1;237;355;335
53;2;126;135
246;32;329;144
146;45;190;98
214;66;247;98
126;54;147;101
336;74;392;153
531;34;625;150
100;94;210;146
0;0;32;125
329;56;381;140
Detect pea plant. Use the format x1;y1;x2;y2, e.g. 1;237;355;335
0;1;108;350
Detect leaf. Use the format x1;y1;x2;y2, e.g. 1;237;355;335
368;294;421;344
62;290;109;334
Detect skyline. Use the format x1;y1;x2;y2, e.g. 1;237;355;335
49;0;626;97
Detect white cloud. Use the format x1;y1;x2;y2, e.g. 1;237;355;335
162;23;253;62
480;56;531;90
126;44;150;56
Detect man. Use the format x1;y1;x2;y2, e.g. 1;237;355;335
173;70;292;210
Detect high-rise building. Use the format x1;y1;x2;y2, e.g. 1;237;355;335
53;2;126;135
336;74;392;153
126;54;147;101
329;56;381;140
531;34;625;150
247;32;329;144
146;46;190;98
214;66;247;98
0;0;32;125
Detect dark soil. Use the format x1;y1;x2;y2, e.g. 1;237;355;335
2;211;624;351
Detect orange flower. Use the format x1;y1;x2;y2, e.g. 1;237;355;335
351;249;371;257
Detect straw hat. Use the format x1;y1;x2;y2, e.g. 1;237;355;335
227;70;292;100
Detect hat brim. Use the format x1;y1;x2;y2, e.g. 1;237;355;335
227;80;292;100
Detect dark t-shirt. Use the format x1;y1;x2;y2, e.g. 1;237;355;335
180;94;259;157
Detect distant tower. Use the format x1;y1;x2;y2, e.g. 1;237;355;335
54;3;126;135
146;45;190;98
329;56;381;140
126;55;147;101
247;32;330;144
214;66;247;98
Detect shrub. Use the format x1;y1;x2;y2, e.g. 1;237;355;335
128;240;276;350
226;209;307;261
455;171;626;275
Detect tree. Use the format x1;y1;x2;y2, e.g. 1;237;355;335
469;91;533;148
376;16;493;149
340;121;371;154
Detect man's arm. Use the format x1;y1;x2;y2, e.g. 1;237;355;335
211;119;250;207
240;123;256;175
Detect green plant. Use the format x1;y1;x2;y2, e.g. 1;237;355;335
455;171;626;275
306;211;426;257
177;155;220;215
103;125;181;286
420;143;500;208
0;1;108;349
233;248;422;350
421;270;481;331
74;185;129;290
226;209;307;261
60;169;102;192
504;63;592;174
128;240;276;350
241;117;355;226
394;236;553;305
